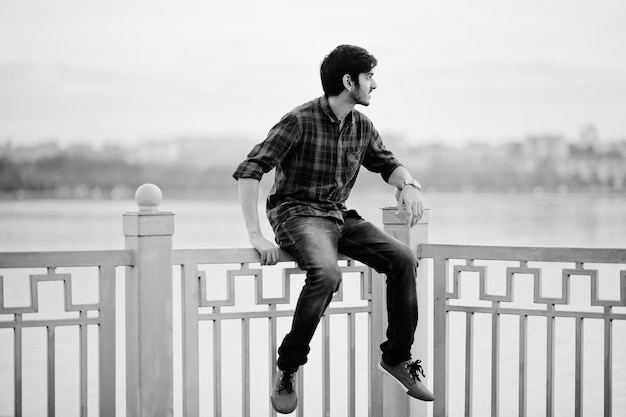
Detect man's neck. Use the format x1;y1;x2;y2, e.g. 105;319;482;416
327;93;355;124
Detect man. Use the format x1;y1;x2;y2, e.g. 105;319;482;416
233;44;433;414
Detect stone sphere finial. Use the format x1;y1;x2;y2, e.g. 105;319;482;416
135;183;162;213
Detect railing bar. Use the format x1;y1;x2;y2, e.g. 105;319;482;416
181;263;200;417
99;264;116;417
445;305;625;320
604;307;612;417
519;315;527;417
174;248;291;265
348;312;356;417
213;310;222;417
433;257;448;417
465;312;474;417
241;318;251;417
14;315;22;417
416;244;626;263
268;305;278;417
297;366;304;417
0;250;135;267
47;325;55;417
491;305;500;417
196;305;371;321
369;270;386;417
322;314;331;417
574;317;584;417
173;248;355;265
0;317;101;329
546;305;555;417
79;312;88;417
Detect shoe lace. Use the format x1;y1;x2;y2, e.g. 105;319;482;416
278;370;295;394
405;359;426;382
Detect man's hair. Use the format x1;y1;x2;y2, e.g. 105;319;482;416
320;45;378;97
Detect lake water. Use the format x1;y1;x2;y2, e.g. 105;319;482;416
1;191;625;416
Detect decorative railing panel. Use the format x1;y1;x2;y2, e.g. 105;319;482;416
174;248;381;417
421;244;626;417
0;250;133;417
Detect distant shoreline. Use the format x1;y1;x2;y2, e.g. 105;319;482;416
2;188;623;203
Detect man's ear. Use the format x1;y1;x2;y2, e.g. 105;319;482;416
342;74;353;91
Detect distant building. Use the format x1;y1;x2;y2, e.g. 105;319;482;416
126;137;254;168
130;140;181;165
579;124;600;149
522;135;569;160
4;141;62;163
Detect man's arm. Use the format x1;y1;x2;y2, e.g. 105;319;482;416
237;178;281;265
359;122;422;227
387;166;424;228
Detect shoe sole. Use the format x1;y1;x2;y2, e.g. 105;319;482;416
271;396;297;414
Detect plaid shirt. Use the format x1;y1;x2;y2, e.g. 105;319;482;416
233;95;403;229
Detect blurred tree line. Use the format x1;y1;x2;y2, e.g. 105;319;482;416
1;134;625;199
0;153;237;199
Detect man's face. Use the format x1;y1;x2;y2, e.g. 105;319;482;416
350;70;377;106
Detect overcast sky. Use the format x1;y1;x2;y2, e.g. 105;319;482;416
1;0;625;147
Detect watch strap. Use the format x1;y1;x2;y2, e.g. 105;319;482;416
400;179;421;191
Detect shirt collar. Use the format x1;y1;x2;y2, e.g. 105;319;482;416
320;95;354;127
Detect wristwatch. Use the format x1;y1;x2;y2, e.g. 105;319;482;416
399;179;422;191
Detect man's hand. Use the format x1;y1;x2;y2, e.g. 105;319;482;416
249;232;281;265
395;186;424;228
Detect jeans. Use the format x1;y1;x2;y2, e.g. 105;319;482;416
274;210;418;371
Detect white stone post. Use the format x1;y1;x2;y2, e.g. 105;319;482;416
123;184;175;417
382;207;431;417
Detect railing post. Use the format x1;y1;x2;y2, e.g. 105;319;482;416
382;207;431;417
123;184;175;417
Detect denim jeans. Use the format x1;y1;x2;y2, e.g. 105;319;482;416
274;210;418;371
